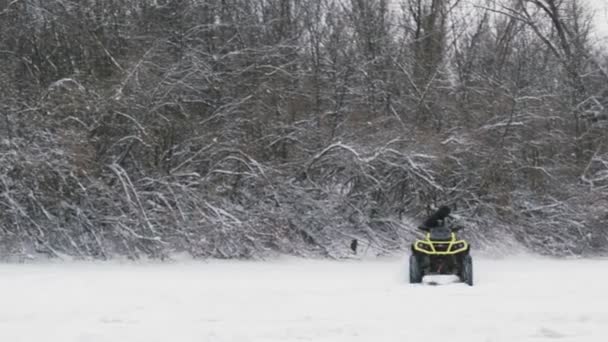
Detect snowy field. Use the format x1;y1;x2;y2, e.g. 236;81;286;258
0;256;606;342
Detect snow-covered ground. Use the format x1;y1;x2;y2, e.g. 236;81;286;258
0;256;606;342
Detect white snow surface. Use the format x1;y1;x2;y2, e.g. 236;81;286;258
0;256;607;342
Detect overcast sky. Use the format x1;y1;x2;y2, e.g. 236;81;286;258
586;0;608;42
388;0;608;42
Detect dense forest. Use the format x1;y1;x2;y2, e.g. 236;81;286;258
0;0;607;260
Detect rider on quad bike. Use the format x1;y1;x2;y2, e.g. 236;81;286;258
409;206;473;286
421;205;454;229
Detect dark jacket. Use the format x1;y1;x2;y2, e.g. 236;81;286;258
421;206;452;229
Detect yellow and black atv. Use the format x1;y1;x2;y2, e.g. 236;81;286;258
409;225;473;286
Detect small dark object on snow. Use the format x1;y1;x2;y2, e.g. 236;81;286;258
350;239;358;254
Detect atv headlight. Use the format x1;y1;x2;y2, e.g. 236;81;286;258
450;242;465;250
416;242;432;251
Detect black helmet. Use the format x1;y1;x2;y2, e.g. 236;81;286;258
436;205;451;218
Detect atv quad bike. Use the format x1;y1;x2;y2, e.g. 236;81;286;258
409;225;473;286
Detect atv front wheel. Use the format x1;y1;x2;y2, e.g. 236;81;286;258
409;254;423;283
461;254;473;286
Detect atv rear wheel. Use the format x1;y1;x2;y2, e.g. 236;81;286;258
409;254;423;283
461;254;473;286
